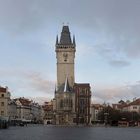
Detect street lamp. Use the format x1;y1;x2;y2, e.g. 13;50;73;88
53;111;56;125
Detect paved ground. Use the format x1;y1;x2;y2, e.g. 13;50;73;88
0;125;140;140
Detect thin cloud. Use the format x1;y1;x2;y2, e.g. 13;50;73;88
1;0;140;59
94;81;140;103
93;43;130;67
25;72;55;95
0;70;55;102
124;44;140;58
109;60;130;67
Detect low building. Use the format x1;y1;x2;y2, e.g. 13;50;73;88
112;100;127;111
14;97;44;123
43;101;53;124
14;98;32;121
30;102;43;122
90;104;104;123
8;99;17;120
122;98;140;113
113;99;140;114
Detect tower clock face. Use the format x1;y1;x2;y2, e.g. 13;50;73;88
63;53;68;62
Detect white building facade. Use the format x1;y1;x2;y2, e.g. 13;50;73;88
0;87;11;119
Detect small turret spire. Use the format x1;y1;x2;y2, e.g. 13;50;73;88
56;35;58;45
55;84;57;94
73;35;76;46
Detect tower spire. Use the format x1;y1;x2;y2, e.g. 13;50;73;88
73;35;76;46
56;35;58;45
55;25;76;90
59;26;72;45
64;76;71;92
54;84;57;94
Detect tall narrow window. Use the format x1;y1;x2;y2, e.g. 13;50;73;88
60;100;63;108
1;102;4;106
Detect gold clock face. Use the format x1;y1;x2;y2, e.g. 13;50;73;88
63;53;68;62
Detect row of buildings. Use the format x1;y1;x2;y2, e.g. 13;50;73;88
90;98;140;123
0;86;44;123
1;85;140;125
112;99;140;113
40;97;140;125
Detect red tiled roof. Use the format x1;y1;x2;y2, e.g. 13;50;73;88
129;98;140;106
0;87;6;92
91;104;103;109
42;104;53;111
18;98;32;106
112;103;127;109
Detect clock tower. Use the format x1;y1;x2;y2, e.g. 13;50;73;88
55;26;76;91
54;25;76;125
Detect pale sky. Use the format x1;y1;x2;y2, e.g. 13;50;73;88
0;0;140;104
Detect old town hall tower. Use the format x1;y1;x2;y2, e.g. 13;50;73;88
54;25;91;125
54;26;76;124
56;26;76;89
